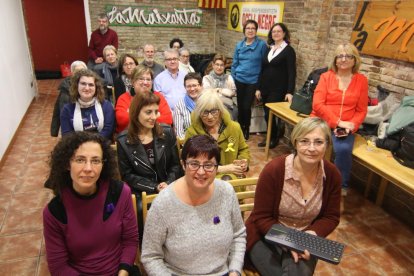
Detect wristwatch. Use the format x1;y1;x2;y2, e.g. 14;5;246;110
229;270;241;276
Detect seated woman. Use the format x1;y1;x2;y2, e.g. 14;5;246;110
185;90;249;180
311;42;368;196
203;53;237;120
43;132;138;275
115;65;172;134
60;69;115;140
141;134;246;276
178;47;195;73
173;72;203;139
51;60;87;137
98;45;119;102
117;91;181;241
113;53;139;104
246;117;341;276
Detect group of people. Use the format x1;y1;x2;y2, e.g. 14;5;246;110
43;13;368;276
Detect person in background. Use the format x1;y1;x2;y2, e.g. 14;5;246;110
51;60;87;137
117;91;181;243
203;53;237;120
257;23;296;149
43;131;138;275
113;53;139;104
231;19;267;140
173;73;203;139
169;37;184;50
98;45;119;102
185;91;249;180
115;65;172;134
246;117;341;276
87;13;118;70
154;49;187;112
141;44;164;78
141;134;246;276
178;47;195;74
60;69;115;140
311;42;368;196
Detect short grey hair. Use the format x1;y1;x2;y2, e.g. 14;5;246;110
179;47;190;56
70;61;87;73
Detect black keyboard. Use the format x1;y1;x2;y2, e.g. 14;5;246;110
265;224;345;264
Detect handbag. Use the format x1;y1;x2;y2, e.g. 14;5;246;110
60;62;71;78
290;80;314;115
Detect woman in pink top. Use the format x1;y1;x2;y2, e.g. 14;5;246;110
311;43;368;195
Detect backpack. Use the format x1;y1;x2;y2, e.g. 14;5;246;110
290;67;328;115
392;122;414;169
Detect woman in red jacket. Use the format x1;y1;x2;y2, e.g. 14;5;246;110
246;117;341;276
115;65;172;133
311;43;368;195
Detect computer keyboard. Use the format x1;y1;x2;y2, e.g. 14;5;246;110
265;224;345;264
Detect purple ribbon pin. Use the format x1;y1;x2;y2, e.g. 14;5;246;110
105;203;115;214
213;216;220;224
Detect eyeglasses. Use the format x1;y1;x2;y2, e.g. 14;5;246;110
201;109;220;117
214;63;225;67
71;157;105;166
336;54;354;60
186;161;218;172
79;82;95;88
245;27;256;30
185;84;200;89
165;58;178;62
297;139;326;148
272;30;284;34
138;78;152;82
180;55;190;58
123;62;136;67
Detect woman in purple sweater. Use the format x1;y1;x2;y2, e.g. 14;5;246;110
43;132;139;275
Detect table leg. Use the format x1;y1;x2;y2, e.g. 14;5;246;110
265;111;274;160
375;178;388;206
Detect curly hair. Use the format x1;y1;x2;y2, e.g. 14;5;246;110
69;69;105;103
169;37;184;49
46;132;118;196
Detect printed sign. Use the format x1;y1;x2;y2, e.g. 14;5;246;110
106;5;203;27
227;2;284;36
351;1;414;63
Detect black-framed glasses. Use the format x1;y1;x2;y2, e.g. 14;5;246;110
186;161;218;172
201;109;220;117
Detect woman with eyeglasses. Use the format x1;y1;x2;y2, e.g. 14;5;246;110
98;45;119;102
178;47;195;74
257;23;296;149
43;132;139;275
231;19;267;140
141;134;246;276
185;90;250;180
203;53;238;120
246;117;341;276
311;43;368;197
60;69;115;140
117;91;182;243
113;53;139;104
115;65;173;134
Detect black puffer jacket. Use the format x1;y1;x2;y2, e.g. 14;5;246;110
117;125;182;195
50;77;71;137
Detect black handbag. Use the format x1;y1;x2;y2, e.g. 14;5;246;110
290;81;314;115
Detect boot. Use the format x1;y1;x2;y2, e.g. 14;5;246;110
243;126;249;140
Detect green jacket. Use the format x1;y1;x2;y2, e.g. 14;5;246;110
387;95;414;135
185;110;250;179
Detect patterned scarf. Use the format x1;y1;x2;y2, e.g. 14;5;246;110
209;70;228;88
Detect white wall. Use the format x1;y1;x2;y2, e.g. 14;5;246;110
0;0;36;161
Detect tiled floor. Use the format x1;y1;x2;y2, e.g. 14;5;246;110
0;79;413;275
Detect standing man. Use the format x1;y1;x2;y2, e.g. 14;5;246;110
88;13;118;70
154;49;186;112
141;44;164;78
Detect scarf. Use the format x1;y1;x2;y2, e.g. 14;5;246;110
73;97;104;132
184;94;196;113
102;62;118;86
209;70;228;88
121;74;132;92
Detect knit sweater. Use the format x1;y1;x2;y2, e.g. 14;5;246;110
245;155;341;252
141;179;246;276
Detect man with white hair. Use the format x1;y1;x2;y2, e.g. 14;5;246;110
154;49;186;112
142;44;164;78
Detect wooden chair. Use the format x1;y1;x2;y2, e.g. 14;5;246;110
228;177;258;218
141;192;158;224
176;137;185;159
131;194;146;275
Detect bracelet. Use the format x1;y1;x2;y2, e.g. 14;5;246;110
229;270;241;276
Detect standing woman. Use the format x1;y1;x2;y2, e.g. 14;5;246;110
231;19;267;140
113;53;139;104
60;69;115;140
311;43;368;195
257;23;296;149
43;132;138;275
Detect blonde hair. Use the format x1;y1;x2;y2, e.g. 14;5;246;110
192;89;229;120
330;43;361;73
291;117;331;150
103;45;117;58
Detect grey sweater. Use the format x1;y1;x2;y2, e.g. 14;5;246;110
141;179;246;276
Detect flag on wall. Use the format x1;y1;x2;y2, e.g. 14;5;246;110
198;0;226;9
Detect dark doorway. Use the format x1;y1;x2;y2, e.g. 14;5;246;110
23;0;88;78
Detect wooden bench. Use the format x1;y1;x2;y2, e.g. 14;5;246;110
264;102;414;206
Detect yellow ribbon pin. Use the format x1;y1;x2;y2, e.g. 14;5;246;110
225;142;235;152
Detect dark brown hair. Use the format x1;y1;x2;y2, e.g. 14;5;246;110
267;23;291;45
118;53;139;75
181;135;220;164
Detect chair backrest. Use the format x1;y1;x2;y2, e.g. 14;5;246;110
142;192;158;224
228;177;258;216
176;137;185;159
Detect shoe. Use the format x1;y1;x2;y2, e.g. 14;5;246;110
341;188;348;197
258;139;266;147
269;139;279;149
243;126;250;140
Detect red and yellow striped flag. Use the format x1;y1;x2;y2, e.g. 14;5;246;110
198;0;226;9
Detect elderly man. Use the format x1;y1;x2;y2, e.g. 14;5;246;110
141;44;164;78
88;13;118;70
154;49;187;112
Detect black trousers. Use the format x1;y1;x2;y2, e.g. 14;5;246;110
235;80;256;129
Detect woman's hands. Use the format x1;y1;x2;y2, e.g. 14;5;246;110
157;182;168;192
290;230;316;263
337;120;355;132
284;93;293;103
218;159;248;175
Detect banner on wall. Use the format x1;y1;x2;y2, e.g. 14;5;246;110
351;1;414;63
198;0;226;9
106;5;203;27
227;2;284;36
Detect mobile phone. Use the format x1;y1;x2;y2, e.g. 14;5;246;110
335;127;348;137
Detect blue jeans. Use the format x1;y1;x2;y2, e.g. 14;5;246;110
332;132;355;189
